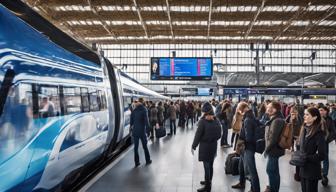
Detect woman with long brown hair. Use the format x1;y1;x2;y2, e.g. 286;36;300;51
299;107;326;192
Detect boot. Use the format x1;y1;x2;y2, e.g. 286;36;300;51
231;182;245;189
197;182;211;192
322;176;328;186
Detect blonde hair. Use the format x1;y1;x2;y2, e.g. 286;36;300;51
236;102;249;114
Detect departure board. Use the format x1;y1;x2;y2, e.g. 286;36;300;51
150;57;213;80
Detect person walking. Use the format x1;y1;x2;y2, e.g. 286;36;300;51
192;102;221;192
264;101;286;192
300;107;326;192
168;101;177;135
130;98;152;167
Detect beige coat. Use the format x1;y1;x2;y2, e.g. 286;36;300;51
231;112;243;133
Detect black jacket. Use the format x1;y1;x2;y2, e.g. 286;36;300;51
265;113;285;157
322;116;336;143
299;125;326;180
192;117;222;162
239;110;258;152
130;104;150;137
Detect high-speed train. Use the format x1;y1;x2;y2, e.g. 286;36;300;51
0;1;168;191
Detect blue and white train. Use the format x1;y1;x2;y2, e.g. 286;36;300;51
0;1;168;191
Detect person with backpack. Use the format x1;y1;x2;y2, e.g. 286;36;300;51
319;106;336;186
239;105;260;192
264;101;286;192
299;107;326;192
192;102;222;192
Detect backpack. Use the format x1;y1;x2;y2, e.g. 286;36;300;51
225;152;240;175
278;122;293;150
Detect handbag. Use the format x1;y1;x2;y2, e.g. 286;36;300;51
155;126;166;138
289;150;306;167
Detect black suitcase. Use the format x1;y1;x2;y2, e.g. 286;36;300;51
225;152;240;176
155;127;166;138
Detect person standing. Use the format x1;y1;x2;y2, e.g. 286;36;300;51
186;101;195;128
192;102;221;192
168;101;177;135
319;106;335;186
264;101;286;192
149;102;158;139
240;106;260;192
216;102;231;148
231;102;245;149
300;107;326;192
130;98;152;167
157;101;164;127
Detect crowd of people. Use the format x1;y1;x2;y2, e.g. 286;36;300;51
129;97;336;192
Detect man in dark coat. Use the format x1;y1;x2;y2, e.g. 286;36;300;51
264;101;285;192
130;98;152;167
192;102;222;192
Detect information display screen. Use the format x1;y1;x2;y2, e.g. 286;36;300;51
150;57;213;80
197;88;214;96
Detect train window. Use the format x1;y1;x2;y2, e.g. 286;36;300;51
123;96;132;110
37;86;61;118
89;89;100;111
98;90;107;110
81;88;90;112
63;87;81;114
0;83;36;164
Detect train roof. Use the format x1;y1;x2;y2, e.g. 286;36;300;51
1;0;100;65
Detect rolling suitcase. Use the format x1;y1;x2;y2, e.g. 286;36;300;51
155;126;166;138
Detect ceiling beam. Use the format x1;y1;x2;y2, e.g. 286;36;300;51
132;0;149;39
207;0;213;41
86;0;117;40
273;4;310;42
297;6;336;38
245;0;266;38
165;0;174;40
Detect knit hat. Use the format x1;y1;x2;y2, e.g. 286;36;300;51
202;102;214;115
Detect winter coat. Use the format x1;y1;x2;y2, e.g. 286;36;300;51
299;125;326;180
239;110;258;152
157;105;164;123
265;113;285;157
192;117;222;162
322;116;336;143
149;106;158;123
232;112;243;134
168;105;177;120
130;104;150;137
285;114;303;138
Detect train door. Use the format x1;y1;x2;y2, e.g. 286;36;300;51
102;58;123;156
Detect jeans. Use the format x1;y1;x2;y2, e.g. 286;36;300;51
203;160;214;183
170;119;176;134
301;178;318;192
322;142;329;177
239;154;246;184
266;156;280;192
244;150;260;192
220;121;228;146
133;134;151;164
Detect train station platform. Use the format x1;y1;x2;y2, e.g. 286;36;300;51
80;124;336;192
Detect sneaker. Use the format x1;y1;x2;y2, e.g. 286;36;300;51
322;176;328;186
197;186;211;192
231;182;245;189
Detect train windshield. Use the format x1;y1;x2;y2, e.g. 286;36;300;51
0;83;36;164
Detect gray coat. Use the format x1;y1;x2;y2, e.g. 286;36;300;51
265;113;285;157
168;105;177;120
192;117;222;162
